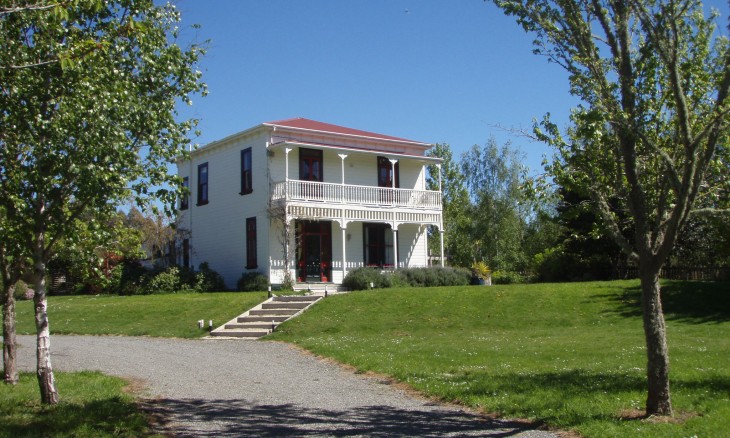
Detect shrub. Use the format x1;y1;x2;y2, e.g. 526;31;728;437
492;270;531;284
140;267;182;295
109;261;149;295
343;266;470;290
237;272;270;292
394;267;471;287
194;262;227;292
12;280;34;300
343;267;392;291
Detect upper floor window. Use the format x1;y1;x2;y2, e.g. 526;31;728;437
241;148;252;195
197;162;209;205
180;176;189;210
377;157;399;188
299;148;323;182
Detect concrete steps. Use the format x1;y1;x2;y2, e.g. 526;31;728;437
210;294;322;339
293;283;349;294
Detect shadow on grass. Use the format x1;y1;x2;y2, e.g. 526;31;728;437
597;281;730;324
441;369;730;427
2;397;148;437
139;398;540;437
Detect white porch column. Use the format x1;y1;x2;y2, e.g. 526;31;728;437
338;154;347;203
389;159;399;189
440;229;445;267
284;148;293;181
341;223;347;280
437;163;442;192
392;227;399;269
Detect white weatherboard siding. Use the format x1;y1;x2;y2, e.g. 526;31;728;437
177;130;273;289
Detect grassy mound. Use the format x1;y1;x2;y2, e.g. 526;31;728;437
268;280;730;437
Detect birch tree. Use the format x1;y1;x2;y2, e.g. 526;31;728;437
492;0;730;416
0;0;206;403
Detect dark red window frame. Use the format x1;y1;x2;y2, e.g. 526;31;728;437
182;238;190;269
241;148;252;195
197;162;209;206
246;217;257;269
299;148;323;182
377;156;399;188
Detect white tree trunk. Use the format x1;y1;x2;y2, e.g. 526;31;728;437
2;282;18;385
32;255;58;404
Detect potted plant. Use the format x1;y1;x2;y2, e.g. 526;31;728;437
471;261;492;286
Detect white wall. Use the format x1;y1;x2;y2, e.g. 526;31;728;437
178;130;271;289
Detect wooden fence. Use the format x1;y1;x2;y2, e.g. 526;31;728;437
619;267;730;282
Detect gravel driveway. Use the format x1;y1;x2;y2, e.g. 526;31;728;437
16;335;557;437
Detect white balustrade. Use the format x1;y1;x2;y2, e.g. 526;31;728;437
271;180;441;210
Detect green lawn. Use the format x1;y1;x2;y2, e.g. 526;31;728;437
14;291;267;338
268;280;730;437
0;372;151;437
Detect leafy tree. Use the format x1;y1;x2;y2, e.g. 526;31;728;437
461;138;532;271
124;206;177;267
493;0;730;416
427;143;472;266
0;0;205;403
535;186;627;282
49;211;145;294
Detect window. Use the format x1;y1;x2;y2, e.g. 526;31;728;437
299;148;323;182
197;162;208;205
241;148;252;195
182;239;190;269
180;177;189;210
246;217;257;269
363;223;394;267
377;157;399;188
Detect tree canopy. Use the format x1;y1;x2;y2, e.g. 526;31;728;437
0;0;206;403
493;0;730;416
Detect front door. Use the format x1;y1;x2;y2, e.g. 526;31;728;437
296;221;332;282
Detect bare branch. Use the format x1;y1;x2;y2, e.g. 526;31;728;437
3;59;59;70
0;3;59;15
690;207;730;217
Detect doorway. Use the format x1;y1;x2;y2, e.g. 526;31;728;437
296;221;332;282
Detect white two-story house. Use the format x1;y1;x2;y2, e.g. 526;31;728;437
176;118;444;289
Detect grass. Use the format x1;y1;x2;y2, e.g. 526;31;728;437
0;372;151;437
14;291;267;338
268;280;730;437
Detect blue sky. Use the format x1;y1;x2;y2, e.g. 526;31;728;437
172;0;721;175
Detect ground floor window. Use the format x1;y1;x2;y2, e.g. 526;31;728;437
182;238;190;269
246;217;257;269
363;223;394;267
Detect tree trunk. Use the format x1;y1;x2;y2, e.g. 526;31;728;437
639;267;672;416
32;258;58;404
2;282;18;385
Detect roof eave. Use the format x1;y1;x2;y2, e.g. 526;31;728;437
268;139;443;164
263;122;432;149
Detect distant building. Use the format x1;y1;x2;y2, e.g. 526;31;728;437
176;118;444;288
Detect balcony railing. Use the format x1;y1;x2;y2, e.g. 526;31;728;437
271;180;441;210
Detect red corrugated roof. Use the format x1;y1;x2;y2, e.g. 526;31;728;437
264;117;426;144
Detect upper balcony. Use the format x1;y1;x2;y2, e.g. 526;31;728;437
271;180;441;210
270;179;443;228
